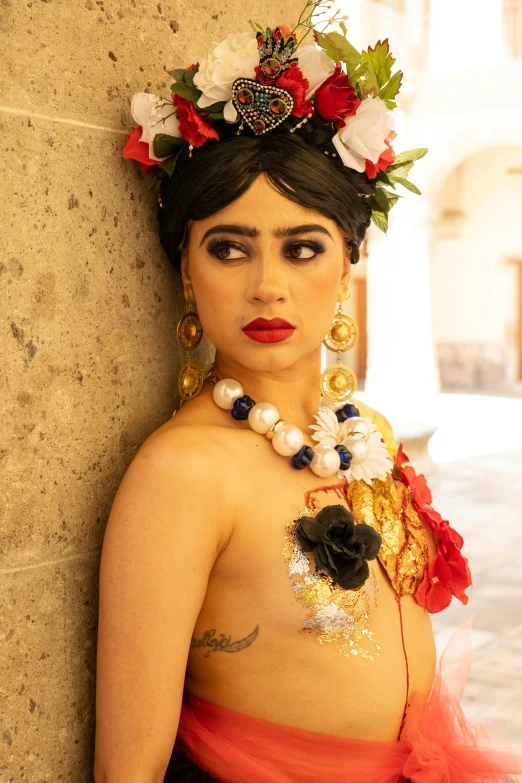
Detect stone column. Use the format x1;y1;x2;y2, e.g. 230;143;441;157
363;197;441;476
0;2;305;780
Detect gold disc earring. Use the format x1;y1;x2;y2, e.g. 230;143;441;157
319;282;359;403
176;283;205;401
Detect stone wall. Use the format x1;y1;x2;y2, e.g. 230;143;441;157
0;1;304;779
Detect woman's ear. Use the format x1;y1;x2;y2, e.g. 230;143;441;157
180;246;191;289
341;245;352;289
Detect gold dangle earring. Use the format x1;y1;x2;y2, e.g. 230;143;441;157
319;282;359;403
176;283;205;403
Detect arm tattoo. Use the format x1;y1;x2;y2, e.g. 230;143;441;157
190;624;259;658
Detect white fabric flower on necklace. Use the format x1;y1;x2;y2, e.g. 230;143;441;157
193;31;259;123
309;406;393;486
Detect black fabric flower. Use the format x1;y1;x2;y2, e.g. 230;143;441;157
295;504;382;590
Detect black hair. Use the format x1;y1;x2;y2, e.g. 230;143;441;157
158;131;376;274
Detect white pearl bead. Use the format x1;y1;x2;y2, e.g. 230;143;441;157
343;436;368;465
271;424;304;457
343;416;371;438
248;402;280;434
212;378;244;410
318;434;338;449
310;445;341;477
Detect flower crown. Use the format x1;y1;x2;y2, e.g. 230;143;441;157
122;1;428;233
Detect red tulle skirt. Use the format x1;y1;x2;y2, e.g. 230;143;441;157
176;615;522;783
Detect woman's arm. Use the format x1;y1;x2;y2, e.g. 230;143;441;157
94;426;230;783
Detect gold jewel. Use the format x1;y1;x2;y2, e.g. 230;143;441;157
175;284;204;405
320;284;358;403
289;112;313;134
265;418;286;440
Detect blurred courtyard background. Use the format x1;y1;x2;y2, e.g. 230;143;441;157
329;0;522;745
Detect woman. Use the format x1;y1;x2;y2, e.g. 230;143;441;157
94;10;522;783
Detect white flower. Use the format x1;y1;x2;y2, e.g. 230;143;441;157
339;416;393;485
309;405;342;449
293;44;336;98
332;95;394;173
310;407;393;486
193;31;259;123
131;92;181;161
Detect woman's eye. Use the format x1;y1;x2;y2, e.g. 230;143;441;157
286;242;324;260
207;240;248;261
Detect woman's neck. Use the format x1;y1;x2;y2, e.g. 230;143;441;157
213;348;324;438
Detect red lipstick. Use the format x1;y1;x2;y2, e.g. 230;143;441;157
242;317;296;344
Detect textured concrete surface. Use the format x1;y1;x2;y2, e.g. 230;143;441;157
0;1;305;780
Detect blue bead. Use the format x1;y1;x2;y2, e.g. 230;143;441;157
231;395;256;420
334;444;352;470
291;444;314;470
335;403;360;422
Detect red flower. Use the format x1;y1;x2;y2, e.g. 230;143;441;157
315;63;361;128
395;444;472;612
437;518;465;551
275;63;313;117
173;94;219;147
414;554;454;613
395;443;442;531
415;547;472;613
122;126;158;175
365;130;396;179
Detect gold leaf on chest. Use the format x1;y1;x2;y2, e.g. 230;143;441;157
346;474;430;597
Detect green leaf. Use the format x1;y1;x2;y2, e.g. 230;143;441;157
371;209;388;233
314;30;361;64
372;188;392;215
375;171;396;189
379;69;403;101
184;67;199;89
388;176;422;195
167;68;186;82
373;186;402;215
386;160;414;178
391;147;428;166
158;150;182;176
345;61;372;89
152;133;186;158
171;81;200;102
361;39;395;89
143;167;162;190
359;65;380;98
383;98;397;110
249;20;265;34
198;100;227;116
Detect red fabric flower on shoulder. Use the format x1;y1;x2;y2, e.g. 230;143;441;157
365;130;396;179
394;444;472;613
315;63;361;128
173;94;219;147
122;127;157;174
275;63;313;117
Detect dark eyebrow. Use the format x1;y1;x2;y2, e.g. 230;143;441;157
200;223;333;246
273;224;333;240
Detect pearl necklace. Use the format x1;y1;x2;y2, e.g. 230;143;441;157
210;376;362;478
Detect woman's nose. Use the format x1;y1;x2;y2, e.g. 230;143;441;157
245;255;288;304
